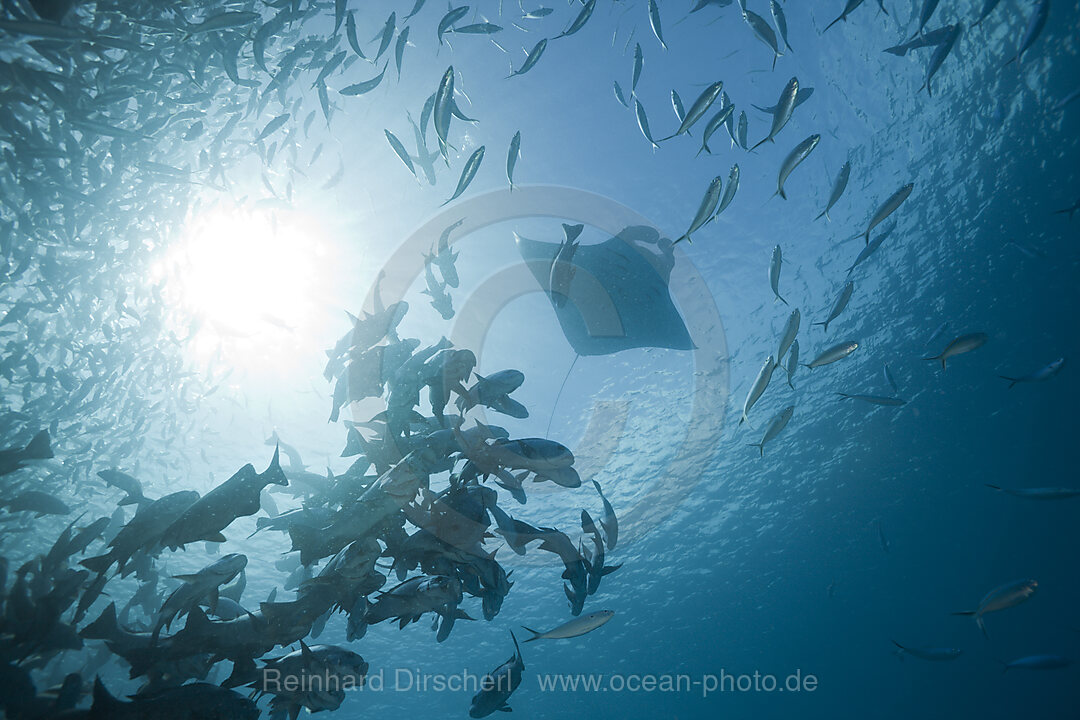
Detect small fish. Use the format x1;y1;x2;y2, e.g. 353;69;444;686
438;6;470;44
748;405;794;457
877;520;890;552
919;23;961;97
632;44;644;94
892;641;961;662
346;12;367;59
1052;86;1080;112
924;333;988;370
846;221;895;275
557;0;596;39
442;146;485;206
803;341;859;369
671;90;687;126
1004;0;1049;66
998;357;1065;388
340;63;388;95
374;12;397;61
813;281;854;332
634;99;659;150
659;82;723;141
614;81;630;108
836;393;906;406
696;106;734;156
824;0;866;33
883;25;956;56
509;39;547;77
859;183;913;244
986;484;1080;500
395;26;410;79
883;363;899;393
769;245;788;305
770;0;793;52
737;111;748;150
1053;198;1080;219
743;9;783;68
778;309;801;362
740;355;777;426
816;161;851;221
256;114;289;141
506;131;521;191
385;130;416;177
952;579;1038;637
1002;655;1072;673
452;22;503;34
647;0;666;49
522;610;614;641
434;66;455;159
926;321;948;346
750;77;799;150
786;340;800;388
775;134;820;200
716;164;740;216
674;175;723;245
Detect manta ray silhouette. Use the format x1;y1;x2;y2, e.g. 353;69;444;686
514;225;695;356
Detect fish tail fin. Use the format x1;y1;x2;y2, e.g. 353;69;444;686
985;484;1002;491
673;234;690;245
81;602;119;640
977;616;987;638
746;443;763;458
998;375;1019;389
24;430;53;460
778;187;787;200
748;137;768;152
787;377;795;390
656;133;676;143
891;640;905;660
812;321;828;331
823;16;843;32
521;625;541;642
778;295;789;306
836;393;852;400
695;144;708;158
814;209;827;221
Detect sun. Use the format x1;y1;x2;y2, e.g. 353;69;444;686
154;201;327;372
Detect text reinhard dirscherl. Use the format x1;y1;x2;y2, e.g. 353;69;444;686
261;668;819;698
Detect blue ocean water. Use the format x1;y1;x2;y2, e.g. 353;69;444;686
1;0;1078;718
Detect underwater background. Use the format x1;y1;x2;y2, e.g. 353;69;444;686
1;0;1079;717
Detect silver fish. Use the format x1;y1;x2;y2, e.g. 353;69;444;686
660;82;723;141
696;105;734;156
891;641;961;662
859;183;913;244
674;175;723;245
920;23;961;97
775;134;820;200
522;610;614;641
952;579;1037;637
507;131;521;191
846;221;895;275
743;9;783;68
1005;0;1048;66
750;77;798;150
748;405;794;457
786;339;800;388
716;164;740;216
998;357;1065;388
985;484;1080;500
634;99;659;150
803;341;859;369
816;161;851;221
924;332;988;370
883;363;899;393
509;38;547;77
836;393;906;406
1003;655;1071;672
769;245;787;305
777;309;801;362
442;146;485;206
813;281;854;332
740;355;776;426
824;0;866;32
647;0;666;49
770;0;793;52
